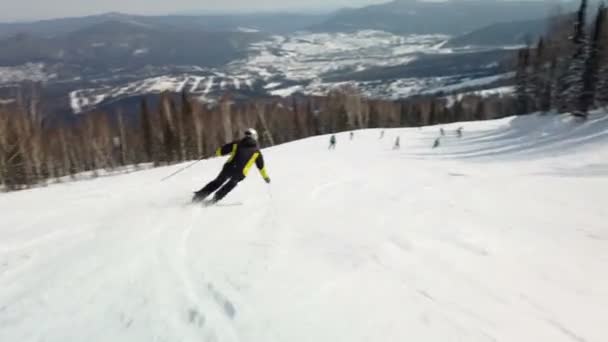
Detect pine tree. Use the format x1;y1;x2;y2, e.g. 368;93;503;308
546;7;576;112
515;47;531;114
140;98;153;163
474;101;485;120
579;3;606;115
540;58;557;112
598;64;608;107
552;57;569;112
159;94;177;163
399;102;410;126
560;0;589;116
291;96;304;140
528;38;546;112
337;104;349;132
368;104;380;128
452;100;464;122
116;110;128;166
305;99;319;136
428;99;437;124
595;6;608;107
180;90;197;160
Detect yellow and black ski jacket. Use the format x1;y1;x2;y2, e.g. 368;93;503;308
216;137;269;180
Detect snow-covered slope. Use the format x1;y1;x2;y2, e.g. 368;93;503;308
1;112;607;342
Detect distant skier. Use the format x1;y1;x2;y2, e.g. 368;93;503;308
380;130;385;139
432;137;441;149
440;128;445;136
329;135;337;150
393;136;400;150
193;128;270;205
350;132;354;140
456;127;463;138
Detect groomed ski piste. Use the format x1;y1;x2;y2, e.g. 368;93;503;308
1;111;607;342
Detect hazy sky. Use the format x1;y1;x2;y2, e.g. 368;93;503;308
0;0;390;22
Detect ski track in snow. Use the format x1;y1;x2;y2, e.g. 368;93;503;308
190;77;205;93
176;78;189;94
1;112;608;342
204;77;215;94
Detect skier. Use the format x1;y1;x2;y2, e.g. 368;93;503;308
432;137;441;149
193;128;270;205
456;127;463;138
329;135;337;150
380;130;385;139
350;132;354;140
393;136;400;150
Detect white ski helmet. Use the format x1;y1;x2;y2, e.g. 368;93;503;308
245;128;259;141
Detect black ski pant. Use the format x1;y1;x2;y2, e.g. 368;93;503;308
195;165;244;202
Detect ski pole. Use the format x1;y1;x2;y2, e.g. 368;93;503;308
160;158;204;182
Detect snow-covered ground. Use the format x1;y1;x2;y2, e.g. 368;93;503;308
422;73;514;96
69;74;259;114
0;63;55;84
344;73;515;100
230;31;450;82
1;31;512;114
2;112;607;341
66;31;459;113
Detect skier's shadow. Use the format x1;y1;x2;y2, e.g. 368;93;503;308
214;202;244;207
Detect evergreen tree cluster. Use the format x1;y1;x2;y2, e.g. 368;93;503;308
0;87;516;191
515;0;608;117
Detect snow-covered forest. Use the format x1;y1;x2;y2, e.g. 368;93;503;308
514;0;608;116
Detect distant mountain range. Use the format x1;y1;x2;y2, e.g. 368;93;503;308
0;0;577;120
445;17;550;48
325;49;514;82
0;1;578;39
0;12;332;70
0;12;329;38
0;0;577;67
312;0;577;34
0;19;260;69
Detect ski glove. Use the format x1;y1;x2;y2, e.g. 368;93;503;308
264;177;271;184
